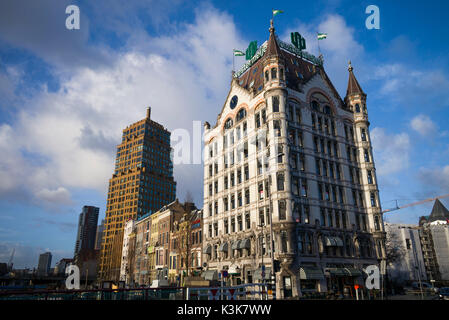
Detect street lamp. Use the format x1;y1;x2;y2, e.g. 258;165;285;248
264;152;284;300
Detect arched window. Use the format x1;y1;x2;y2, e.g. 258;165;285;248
265;70;269;82
224;118;233;130
236;108;246;122
324;105;332;115
280;68;284;80
355;104;360;113
311;100;320;112
271;68;277;79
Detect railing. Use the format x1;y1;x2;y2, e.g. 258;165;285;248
187;283;269;300
0;287;186;301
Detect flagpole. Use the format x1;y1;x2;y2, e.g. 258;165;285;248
233;50;235;72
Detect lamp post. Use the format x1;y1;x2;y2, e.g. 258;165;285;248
264;152;284;300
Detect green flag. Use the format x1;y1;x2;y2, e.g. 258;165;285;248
317;33;327;40
272;10;284;17
233;49;245;56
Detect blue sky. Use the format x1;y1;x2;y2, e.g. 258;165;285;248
0;0;448;268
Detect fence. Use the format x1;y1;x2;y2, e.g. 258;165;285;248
187;283;269;300
0;287;185;301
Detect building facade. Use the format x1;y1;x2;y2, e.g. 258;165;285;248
419;199;449;284
37;252;52;276
126;200;196;286
384;223;426;283
74;206;99;256
98;108;176;282
202;21;385;298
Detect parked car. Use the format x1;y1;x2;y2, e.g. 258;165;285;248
438;287;449;300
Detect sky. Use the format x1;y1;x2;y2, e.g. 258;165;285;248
0;0;448;269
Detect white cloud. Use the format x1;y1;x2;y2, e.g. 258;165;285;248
35;187;72;205
371;127;410;175
410;114;437;137
281;14;364;95
418;165;449;193
0;7;247;208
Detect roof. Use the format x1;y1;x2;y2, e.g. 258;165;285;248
345;61;365;98
428;199;449;222
235;23;342;102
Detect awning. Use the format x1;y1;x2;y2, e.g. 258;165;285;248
253;267;271;281
344;268;362;277
238;238;251;249
324;236;344;247
203;244;212;254
202;270;218;281
231;240;241;250
326;268;347;276
218;242;228;252
299;267;324;280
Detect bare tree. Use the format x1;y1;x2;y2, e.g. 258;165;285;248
385;231;406;266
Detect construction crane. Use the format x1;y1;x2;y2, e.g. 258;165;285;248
8;248;15;271
382;193;449;214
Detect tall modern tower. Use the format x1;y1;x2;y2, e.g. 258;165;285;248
98;108;176;282
37;252;52;276
74;206;100;256
202;20;385;298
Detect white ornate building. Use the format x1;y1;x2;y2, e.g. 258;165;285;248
202;21;385;298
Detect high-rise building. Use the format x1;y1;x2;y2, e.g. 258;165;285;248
74;206;100;256
202;21;385;298
95;219;105;251
37;252;52;276
98;108;176;282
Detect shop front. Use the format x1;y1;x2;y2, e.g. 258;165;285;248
325;267;363;297
299;266;325;294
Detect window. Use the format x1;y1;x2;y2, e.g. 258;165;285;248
279;200;286;220
255;113;261;128
265;70;269;82
361;128;367;141
231;217;235;233
367;170;373;184
320;208;326;226
259;208;265;226
272;96;280;112
237;215;243;231
238;191;242;207
374;215;380;231
224;197;228;211
281;231;288;253
224;218;229;234
245;188;250;204
277;173;284;191
244;165;249;180
224;118;233;130
364;149;370;162
355;104;360;113
271;68;277;79
236;108;246;122
274;120;281;137
292;177;299;196
245;213;250;229
370;192;377;207
301;179;308;197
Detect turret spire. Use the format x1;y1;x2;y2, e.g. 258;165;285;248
345;61;365;98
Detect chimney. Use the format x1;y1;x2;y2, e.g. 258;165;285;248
146;107;151;119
